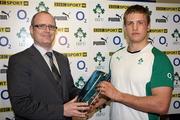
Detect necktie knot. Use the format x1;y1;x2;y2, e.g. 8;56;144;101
46;52;53;59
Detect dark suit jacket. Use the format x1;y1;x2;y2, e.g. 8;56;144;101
7;45;80;120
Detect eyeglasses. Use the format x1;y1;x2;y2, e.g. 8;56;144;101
33;24;57;31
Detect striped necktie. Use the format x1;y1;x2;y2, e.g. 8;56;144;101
46;52;61;81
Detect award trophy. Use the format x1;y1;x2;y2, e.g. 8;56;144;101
77;70;110;105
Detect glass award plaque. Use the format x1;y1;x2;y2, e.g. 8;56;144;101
77;70;110;105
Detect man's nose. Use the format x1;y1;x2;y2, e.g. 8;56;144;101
132;23;138;30
44;26;51;32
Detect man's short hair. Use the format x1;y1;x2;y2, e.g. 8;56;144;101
123;5;151;25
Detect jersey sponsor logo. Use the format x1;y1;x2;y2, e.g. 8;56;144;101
167;72;173;80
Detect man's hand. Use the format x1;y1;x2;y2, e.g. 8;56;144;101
97;81;120;101
64;97;90;118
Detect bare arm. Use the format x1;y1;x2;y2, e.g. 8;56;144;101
98;81;173;115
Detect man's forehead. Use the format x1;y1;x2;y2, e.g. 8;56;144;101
126;19;146;22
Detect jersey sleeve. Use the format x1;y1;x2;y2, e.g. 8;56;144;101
150;48;174;88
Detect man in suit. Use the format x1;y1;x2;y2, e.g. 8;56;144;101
7;11;89;120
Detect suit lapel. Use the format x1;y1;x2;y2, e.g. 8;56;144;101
53;51;66;99
27;46;59;90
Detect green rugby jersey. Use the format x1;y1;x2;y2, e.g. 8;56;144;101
110;43;174;120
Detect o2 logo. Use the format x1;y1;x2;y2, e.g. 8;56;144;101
173;100;180;109
159;36;168;47
0;36;11;49
113;36;123;47
17;10;29;22
76;11;87;23
58;36;70;48
173;14;180;23
77;60;87;72
0;89;9;100
173;58;180;66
